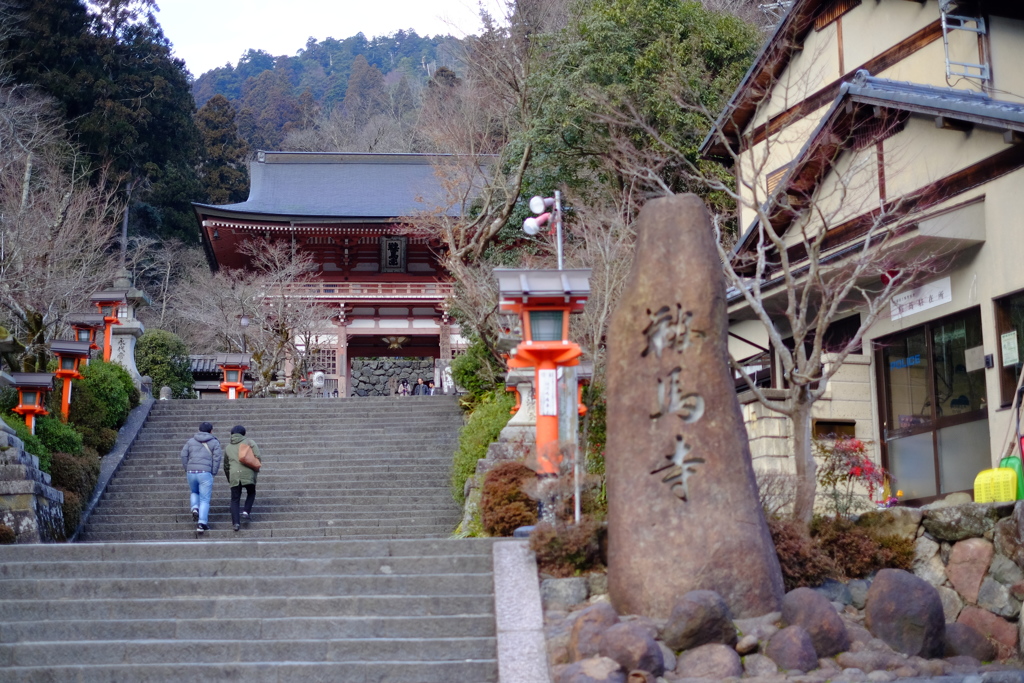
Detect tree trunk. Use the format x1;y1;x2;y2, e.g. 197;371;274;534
790;391;817;524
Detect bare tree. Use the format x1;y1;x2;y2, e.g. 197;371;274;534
166;238;335;396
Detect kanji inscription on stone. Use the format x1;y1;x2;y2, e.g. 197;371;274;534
642;304;705;359
650;367;705;422
650;435;705;500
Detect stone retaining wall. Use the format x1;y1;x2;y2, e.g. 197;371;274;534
349;358;434;397
0;421;64;543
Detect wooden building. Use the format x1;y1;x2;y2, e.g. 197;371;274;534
192;152;464;396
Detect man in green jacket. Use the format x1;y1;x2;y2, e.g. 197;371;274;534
223;425;261;532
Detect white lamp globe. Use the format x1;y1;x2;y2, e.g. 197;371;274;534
529;196;549;214
523;217;541;235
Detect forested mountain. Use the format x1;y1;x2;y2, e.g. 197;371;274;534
192;31;464;151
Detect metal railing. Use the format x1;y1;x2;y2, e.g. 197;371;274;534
279;282;454;300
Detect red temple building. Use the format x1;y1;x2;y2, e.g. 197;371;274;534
192;152;465;396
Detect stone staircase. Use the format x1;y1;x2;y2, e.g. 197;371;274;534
83;396;464;541
0;396;503;682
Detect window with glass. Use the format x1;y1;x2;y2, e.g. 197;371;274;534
876;307;990;501
995;290;1024;406
529;311;564;342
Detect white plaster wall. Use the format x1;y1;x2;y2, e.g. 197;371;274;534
989;17;1024;105
841;0;936;74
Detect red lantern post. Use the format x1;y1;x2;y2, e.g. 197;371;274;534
10;373;54;435
89;290;128;362
51;340;92;421
217;353;252;399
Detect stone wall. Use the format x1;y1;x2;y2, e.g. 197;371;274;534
0;421;65;543
871;496;1024;658
349;358;435;397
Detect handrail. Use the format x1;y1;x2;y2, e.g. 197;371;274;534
278;282;454;300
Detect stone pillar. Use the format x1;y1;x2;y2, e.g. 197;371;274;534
500;369;537;443
605;194;784;619
108;269;150;387
338;323;349;397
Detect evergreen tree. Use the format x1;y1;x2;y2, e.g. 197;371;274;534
341;55;388;127
196;95;250;204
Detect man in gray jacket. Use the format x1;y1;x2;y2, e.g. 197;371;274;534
180;422;223;534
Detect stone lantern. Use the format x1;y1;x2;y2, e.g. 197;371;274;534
50;340;92;421
494;268;591;476
10;372;54;434
217;353;251;399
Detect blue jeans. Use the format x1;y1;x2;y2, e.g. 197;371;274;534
187;471;214;525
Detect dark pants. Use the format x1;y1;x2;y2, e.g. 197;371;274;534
230;484;256;525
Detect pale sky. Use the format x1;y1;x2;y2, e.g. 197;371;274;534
155;0;504;77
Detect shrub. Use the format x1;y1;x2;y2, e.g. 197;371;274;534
812;516;915;579
35;416;83;456
451;390;515;504
815;436;886;518
0;524;14;544
530;517;603;577
59;488;81;538
69;360;133;431
451;336;504;402
480;461;537;536
50;452;100;502
77;426;118;456
136;329;195;398
768;517;835;591
0;386;16;413
1;414;51;472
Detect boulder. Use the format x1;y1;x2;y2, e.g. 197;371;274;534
921;503;1003;542
598;622;664;676
764;625;818;673
957;605;1018;657
673;643;743;679
570;603;621;662
656;642;675;672
946;538;995;604
923;492;973;509
936;585;965;623
543;578;590;611
555;656;627;683
835;650;907;672
781;587;850;657
943;622;997;661
848;579;871;610
660;590;737;651
990;553;1024;586
857;507;923;540
742;653;779;677
864;568;945;658
977;576;1022;618
994;516;1024;568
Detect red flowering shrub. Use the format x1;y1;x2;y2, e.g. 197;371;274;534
815;435;891;518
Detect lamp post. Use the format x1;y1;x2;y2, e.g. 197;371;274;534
239;314;250;353
523;192;564;270
51;340;91;421
89;290;128;362
11;373;54;435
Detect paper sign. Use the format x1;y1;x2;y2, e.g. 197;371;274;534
964;345;985;373
890;277;951;321
538;368;558;416
1002;331;1020;367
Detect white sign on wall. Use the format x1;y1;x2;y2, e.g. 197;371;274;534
890;276;951;321
1002;331;1020;367
538;369;558;416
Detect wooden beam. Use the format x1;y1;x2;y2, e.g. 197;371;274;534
935;116;974;133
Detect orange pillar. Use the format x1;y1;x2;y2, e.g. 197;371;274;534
534;360;561;475
103;323;113;362
61;379;72;422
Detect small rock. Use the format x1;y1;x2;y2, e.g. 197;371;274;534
735;634;759;654
866;671;895;682
856;507;923;540
656;641;675;672
940;541;952;565
588;573;610;596
571;603;621;661
673;643;742;679
846;623;873;647
765;625;818;673
864;569;945;658
835;650;905;672
544;577;591;611
848;579;870;610
660;590;737;651
978;576;1022;618
936;585;965;623
598;622;664;676
625;671;655;683
922;491;973;509
892;665;918;677
912;536;947;587
733;612;780;642
742;653;778;677
989;553;1024;586
944;654;982;672
818;657;842;672
556;656;627;683
815;578;853;606
943;622;997;661
946;538;995;604
781;587;851;657
907;655;949;676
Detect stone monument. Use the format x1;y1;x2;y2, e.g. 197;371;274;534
605;194;784;619
107;269;151;387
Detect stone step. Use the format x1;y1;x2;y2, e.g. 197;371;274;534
0;553;492;580
0;636;495;666
0;660;497;683
80;526;460;542
82;519;461;535
0;613;495;642
0;539;494;562
96;491;453;504
102;475;451;489
87;509;458;525
0;593;493;621
0;572;492;600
